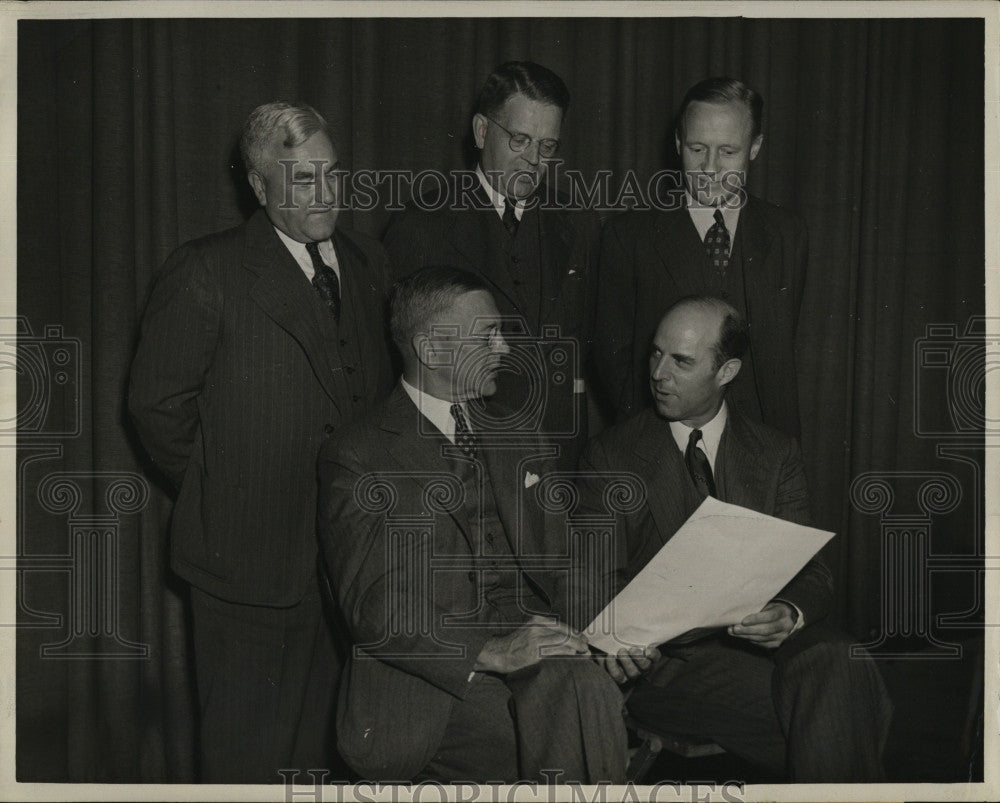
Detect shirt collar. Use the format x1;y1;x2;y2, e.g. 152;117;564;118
476;165;524;221
400;377;466;444
685;191;742;243
668;401;728;471
272;226;339;279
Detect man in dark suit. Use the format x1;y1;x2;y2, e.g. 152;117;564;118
579;296;891;782
384;61;600;471
128;101;394;782
318;266;626;783
596;77;806;439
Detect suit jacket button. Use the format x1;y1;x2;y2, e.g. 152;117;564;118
344;366;355;374
340;339;348;347
512;256;520;264
352;395;360;403
324;424;335;434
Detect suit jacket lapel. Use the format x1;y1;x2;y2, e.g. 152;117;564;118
734;196;775;286
332;228;386;400
377;386;478;553
244;211;346;413
536;204;575;325
634;412;701;546
714;408;769;508
653;208;709;296
467;405;555;600
444;185;522;314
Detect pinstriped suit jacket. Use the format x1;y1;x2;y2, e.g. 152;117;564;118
317;384;566;779
129;209;395;606
578;405;833;628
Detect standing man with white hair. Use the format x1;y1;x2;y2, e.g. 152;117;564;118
129;101;395;782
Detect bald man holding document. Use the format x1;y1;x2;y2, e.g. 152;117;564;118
575;296;892;783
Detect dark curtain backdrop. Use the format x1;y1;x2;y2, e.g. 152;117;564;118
16;17;985;782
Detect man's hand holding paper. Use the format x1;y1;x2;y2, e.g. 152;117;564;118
585;497;834;656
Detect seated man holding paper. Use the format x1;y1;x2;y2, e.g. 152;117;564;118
319;266;627;783
576;295;891;782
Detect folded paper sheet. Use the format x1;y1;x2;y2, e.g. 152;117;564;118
586;496;834;654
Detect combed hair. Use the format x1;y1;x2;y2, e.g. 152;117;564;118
475;61;570;118
239;101;330;175
389;266;491;355
664;295;750;371
676;77;764;140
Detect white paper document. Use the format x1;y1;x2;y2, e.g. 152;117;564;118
586;496;834;654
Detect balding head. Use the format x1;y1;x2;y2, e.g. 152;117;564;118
648;296;747;427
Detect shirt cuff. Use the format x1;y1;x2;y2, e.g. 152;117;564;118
773;598;806;634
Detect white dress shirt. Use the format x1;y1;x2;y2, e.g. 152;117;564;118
686;192;741;254
476;165;525;222
668;402;728;472
273;227;342;282
401;378;469;444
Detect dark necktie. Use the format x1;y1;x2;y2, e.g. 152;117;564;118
450;403;478;459
685;428;716;498
305;241;341;322
501;198;520;238
704;208;730;277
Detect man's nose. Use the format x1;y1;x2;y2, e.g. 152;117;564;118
493;332;511;356
520;141;541;165
320;174;339;206
651;357;670;382
702;149;718;175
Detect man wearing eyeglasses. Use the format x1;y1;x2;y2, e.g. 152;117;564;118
384;61;600;471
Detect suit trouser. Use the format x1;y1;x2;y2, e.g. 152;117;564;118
190;581;339;783
420;657;628;784
627;624;893;782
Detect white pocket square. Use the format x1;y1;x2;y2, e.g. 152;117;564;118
567;268;577;275
524;472;541;489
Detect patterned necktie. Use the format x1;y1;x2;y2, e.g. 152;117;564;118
501;198;520;238
450;403;478;459
305;241;341;322
704;208;730;278
685;428;716;498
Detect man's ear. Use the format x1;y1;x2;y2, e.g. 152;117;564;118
413;333;436;369
749;134;764;162
248;171;267;207
674;129;682;156
472;114;488;149
716;358;742;389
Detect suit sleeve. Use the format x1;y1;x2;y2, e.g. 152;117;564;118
593;215;638;420
771;438;834;625
128;244;221;489
318;436;492;700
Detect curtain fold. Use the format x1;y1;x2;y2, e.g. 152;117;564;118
16;16;985;782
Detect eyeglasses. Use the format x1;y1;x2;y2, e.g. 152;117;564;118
483;115;560;158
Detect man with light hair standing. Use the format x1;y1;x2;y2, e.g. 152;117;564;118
597;77;807;441
129;101;394;781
